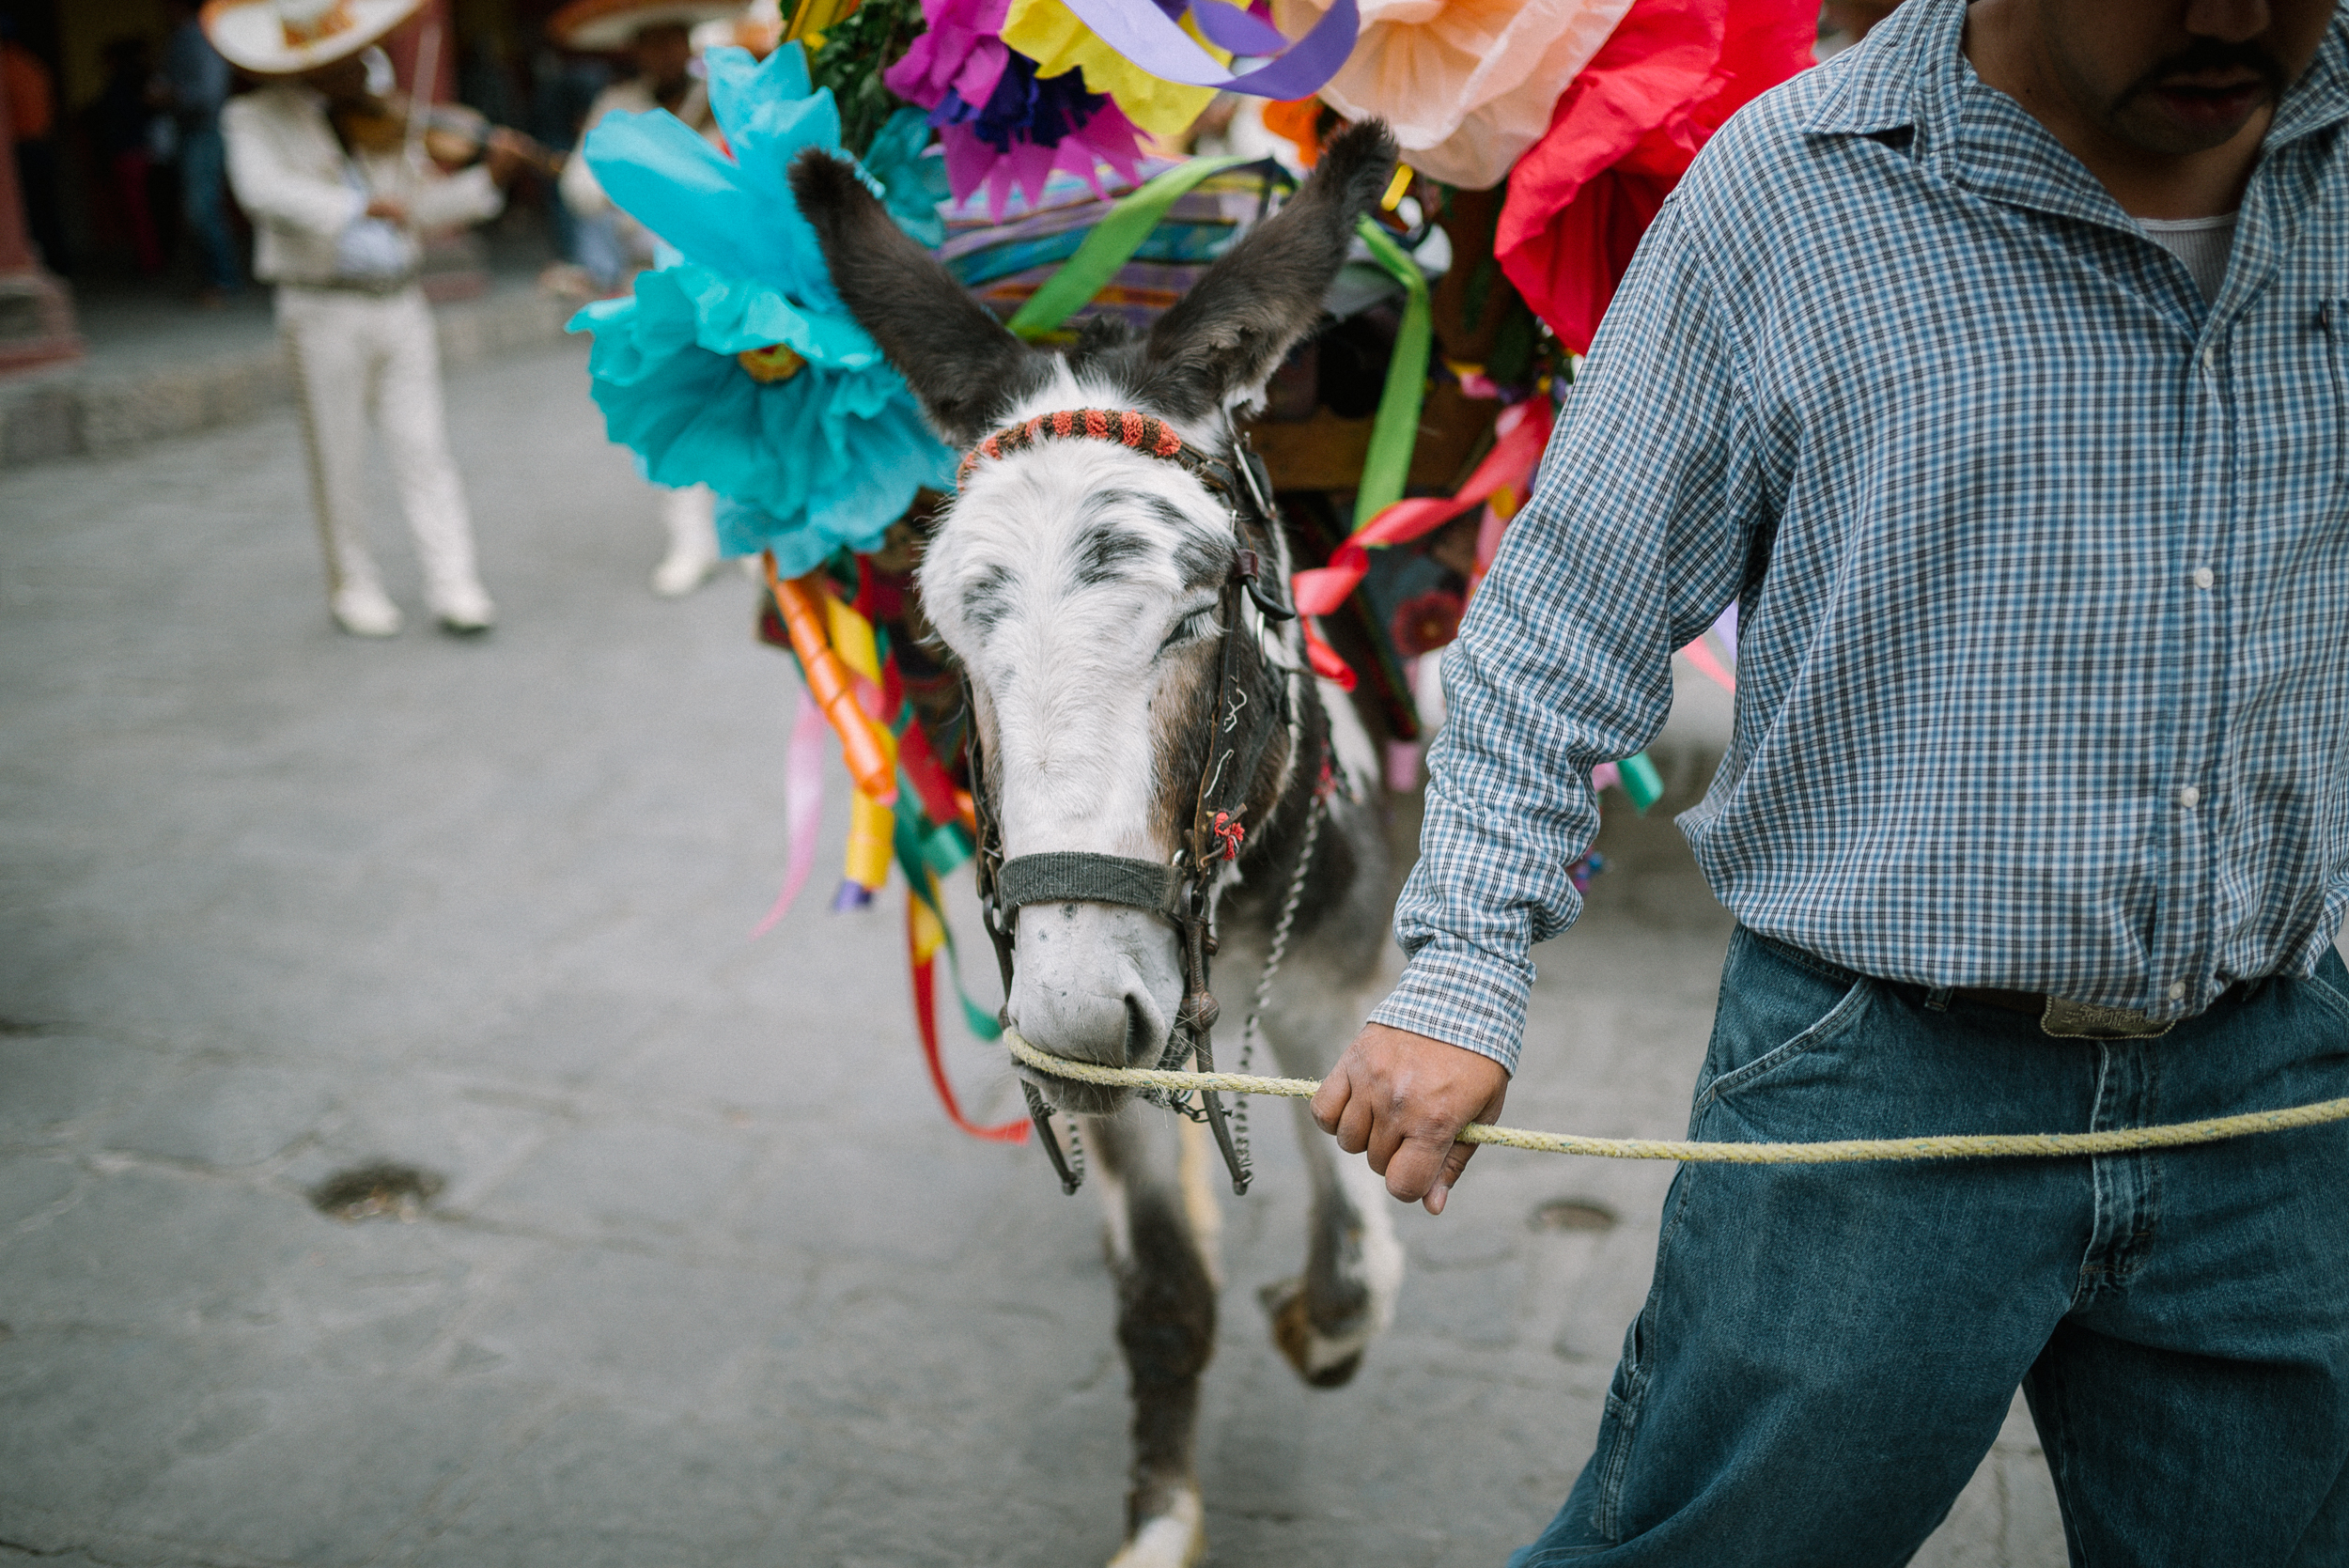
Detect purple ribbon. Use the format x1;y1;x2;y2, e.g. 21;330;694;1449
1189;0;1290;55
1057;0;1359;99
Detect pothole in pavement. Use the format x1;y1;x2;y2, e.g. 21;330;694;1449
1531;1198;1618;1233
310;1163;445;1222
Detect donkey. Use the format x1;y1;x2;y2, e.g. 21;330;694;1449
792;123;1408;1566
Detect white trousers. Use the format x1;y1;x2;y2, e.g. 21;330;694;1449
659;482;717;556
277;285;484;605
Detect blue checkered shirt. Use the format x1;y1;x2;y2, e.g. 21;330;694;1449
1372;0;2349;1073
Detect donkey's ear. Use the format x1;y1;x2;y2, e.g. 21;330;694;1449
1137;120;1397;422
791;148;1036;446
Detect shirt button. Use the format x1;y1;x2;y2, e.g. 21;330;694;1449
2168;982;2187;1001
2201;346;2219;371
2192;567;2215;590
2178;785;2201;807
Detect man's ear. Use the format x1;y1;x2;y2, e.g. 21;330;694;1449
1135;120;1398;423
790;148;1039;446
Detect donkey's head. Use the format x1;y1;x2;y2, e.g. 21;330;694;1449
792;125;1395;1105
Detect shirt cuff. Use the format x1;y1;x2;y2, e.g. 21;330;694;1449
1366;935;1533;1075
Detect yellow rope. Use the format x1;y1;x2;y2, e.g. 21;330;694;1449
1003;1031;2349;1164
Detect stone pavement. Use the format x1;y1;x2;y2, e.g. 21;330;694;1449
0;341;2063;1566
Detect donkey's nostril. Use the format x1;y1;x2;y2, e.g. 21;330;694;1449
1122;993;1154;1069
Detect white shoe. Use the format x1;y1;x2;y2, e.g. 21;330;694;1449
331;584;404;637
428;580;497;634
650;539;719;598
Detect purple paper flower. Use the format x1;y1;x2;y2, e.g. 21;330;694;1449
885;0;1146;214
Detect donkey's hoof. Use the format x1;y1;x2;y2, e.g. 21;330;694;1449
1260;1277;1370;1389
1109;1487;1205;1568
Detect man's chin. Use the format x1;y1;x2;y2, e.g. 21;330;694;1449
2118;86;2270;154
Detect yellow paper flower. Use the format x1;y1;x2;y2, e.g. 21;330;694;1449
1000;0;1229;138
1272;0;1639;189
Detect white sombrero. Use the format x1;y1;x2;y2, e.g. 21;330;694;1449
546;0;746;53
200;0;428;76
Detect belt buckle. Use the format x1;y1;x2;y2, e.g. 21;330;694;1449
2039;996;2175;1040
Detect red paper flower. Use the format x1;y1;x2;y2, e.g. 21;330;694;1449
1391;587;1465;658
1494;0;1816;352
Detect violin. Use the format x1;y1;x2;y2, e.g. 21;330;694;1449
329;94;566;180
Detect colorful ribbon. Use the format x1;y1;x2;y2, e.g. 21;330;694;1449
1349;215;1435;528
1293;395;1555;620
1052;0;1361;99
908;882;1030;1142
764;559;898;806
752;686;833;938
1680;634;1735;694
1003;154;1260;339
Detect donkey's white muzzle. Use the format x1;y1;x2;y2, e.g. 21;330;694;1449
1007;899;1185;1110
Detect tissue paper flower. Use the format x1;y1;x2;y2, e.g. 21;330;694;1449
1271;0;1636;190
1495;0;1815;350
885;0;1148;213
999;0;1223;137
568;42;957;572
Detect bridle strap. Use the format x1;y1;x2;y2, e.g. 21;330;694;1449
996;851;1182;918
958;408;1301;1200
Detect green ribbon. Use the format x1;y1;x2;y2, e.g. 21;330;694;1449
1617;751;1665;814
1004;155;1257;340
1349;215;1433;528
894;808;1003;1041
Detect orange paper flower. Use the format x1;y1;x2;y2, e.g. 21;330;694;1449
1270;0;1638;189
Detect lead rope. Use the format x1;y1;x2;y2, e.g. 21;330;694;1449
1229;788;1325;1179
1000;1032;2349;1164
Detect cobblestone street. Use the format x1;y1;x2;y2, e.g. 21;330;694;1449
1;341;2066;1566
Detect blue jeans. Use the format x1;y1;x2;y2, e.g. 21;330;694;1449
1514;927;2349;1566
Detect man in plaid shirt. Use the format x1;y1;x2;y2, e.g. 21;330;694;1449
1314;0;2349;1560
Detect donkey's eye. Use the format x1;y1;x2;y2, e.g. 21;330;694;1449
1159;606;1221;652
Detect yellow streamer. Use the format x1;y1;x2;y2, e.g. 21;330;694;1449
1002;1031;2349;1164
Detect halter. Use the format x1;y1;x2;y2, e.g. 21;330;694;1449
958;407;1304;1197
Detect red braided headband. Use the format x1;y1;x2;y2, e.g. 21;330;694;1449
956;408;1230;496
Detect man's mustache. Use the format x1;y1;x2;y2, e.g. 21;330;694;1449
2117;38;2288;110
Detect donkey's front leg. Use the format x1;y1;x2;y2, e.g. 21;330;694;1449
1084;1105;1221;1568
1255;967;1405;1389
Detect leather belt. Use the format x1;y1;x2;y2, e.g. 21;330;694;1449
1750;931;2252;1041
1950;986;2179;1039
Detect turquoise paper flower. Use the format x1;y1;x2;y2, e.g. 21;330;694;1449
568;44;956;572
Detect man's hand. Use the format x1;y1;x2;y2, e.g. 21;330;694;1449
363;194;410;224
1312;1022;1509;1215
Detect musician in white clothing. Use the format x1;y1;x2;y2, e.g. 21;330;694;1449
212;0;526;637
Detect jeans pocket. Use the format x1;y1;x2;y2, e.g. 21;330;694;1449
1696;935;1874;1113
2300;954;2349;1034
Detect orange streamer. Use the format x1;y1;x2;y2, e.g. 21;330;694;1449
765;557;898;805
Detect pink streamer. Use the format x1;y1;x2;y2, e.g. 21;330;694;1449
753;686;832;939
1680;634;1735;695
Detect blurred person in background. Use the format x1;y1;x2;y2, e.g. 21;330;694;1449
1;15;65;272
165;0;242;303
96;36;168;276
549;0;739;599
526;34;610;273
213;0;529;638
